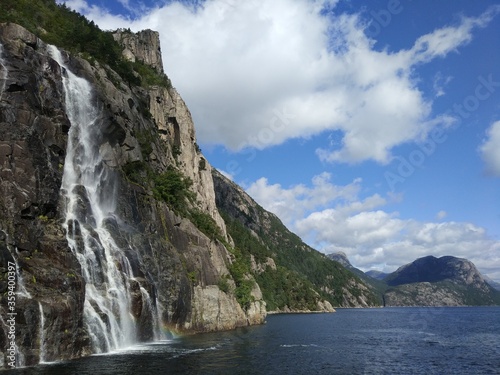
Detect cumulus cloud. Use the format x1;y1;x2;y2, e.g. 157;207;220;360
247;173;500;281
61;0;500;164
479;121;500;176
246;172;362;226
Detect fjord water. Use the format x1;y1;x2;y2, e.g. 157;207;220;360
9;307;500;374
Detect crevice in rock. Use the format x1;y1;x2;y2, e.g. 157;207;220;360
7;83;25;92
25;41;37;50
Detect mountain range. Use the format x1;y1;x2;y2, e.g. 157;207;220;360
328;252;500;306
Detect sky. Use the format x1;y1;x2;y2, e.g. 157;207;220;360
58;0;500;282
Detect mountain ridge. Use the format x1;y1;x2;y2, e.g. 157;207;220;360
213;170;380;310
329;253;500;306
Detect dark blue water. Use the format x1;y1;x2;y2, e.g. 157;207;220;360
7;307;500;374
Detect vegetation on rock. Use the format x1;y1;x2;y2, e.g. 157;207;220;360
152;168;196;214
214;171;380;310
0;0;171;88
222;213;322;310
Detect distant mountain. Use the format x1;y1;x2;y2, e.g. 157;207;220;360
365;270;389;280
328;253;500;307
484;275;500;291
383;256;500;306
328;252;352;268
327;252;386;304
385;255;487;286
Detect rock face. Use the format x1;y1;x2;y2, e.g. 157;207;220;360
113;29;164;73
0;23;265;368
0;23;88;365
385;255;484;286
327;252;386;306
383;256;500;306
328;252;352;268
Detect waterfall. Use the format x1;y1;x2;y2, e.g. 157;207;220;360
48;45;155;353
38;303;46;363
0;42;7;100
13;250;31;300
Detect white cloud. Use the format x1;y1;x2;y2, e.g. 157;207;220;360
479;121;500;176
245;172;362;227
246;173;500;281
432;73;453;98
64;1;500;164
303;210;500;281
436;210;447;220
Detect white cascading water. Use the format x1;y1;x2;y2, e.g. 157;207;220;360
0;42;7;99
13;250;31;300
38;303;46;363
48;45;155;353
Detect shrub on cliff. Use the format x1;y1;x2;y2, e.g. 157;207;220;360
152;167;195;215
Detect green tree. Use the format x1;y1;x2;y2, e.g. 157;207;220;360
152;167;195;214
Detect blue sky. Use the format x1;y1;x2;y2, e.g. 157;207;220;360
60;0;500;281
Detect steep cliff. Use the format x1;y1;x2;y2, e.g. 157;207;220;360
0;23;88;366
0;22;265;368
113;29;164;74
212;170;380;311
